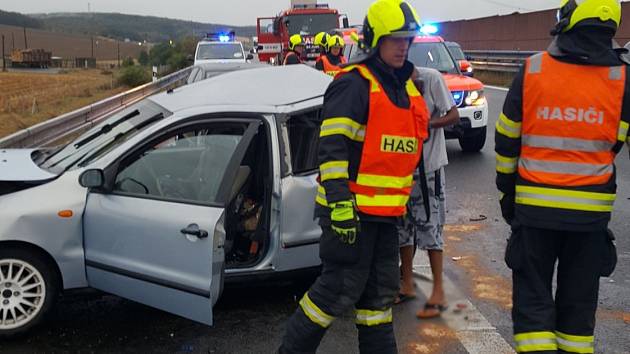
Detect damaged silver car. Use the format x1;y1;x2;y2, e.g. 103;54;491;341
0;65;330;336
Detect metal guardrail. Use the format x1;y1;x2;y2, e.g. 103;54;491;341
465;50;540;73
0;66;193;149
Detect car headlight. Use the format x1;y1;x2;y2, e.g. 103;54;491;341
466;66;473;73
465;90;485;106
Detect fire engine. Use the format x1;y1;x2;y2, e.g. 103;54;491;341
256;0;349;65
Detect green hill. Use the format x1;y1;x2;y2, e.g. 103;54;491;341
29;12;257;42
0;9;43;28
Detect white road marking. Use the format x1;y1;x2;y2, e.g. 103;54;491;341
485;85;509;92
412;252;515;354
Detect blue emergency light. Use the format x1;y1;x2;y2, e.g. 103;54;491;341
206;31;236;42
420;24;439;35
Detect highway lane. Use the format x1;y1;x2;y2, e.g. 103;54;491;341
442;87;630;353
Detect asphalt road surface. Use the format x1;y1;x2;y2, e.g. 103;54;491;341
1;87;628;354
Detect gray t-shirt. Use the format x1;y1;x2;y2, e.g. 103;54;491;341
415;67;455;173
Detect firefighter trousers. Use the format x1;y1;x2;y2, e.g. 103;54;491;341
505;222;617;353
279;221;400;354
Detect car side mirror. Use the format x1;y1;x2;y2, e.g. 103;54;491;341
343;17;350;29
459;60;474;76
247;53;254;60
79;169;105;189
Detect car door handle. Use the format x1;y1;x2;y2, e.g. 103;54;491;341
180;223;208;239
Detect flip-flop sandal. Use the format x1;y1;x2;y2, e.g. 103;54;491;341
416;303;448;319
394;293;417;305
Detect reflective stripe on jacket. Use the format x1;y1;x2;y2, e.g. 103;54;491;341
317;64;429;217
518;52;625;213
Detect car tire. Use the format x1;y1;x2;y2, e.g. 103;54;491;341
0;248;59;338
459;126;487;152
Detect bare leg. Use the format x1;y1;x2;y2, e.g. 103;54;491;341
399;245;416;297
416;249;447;318
427;249;445;305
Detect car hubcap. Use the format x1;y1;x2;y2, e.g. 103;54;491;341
0;259;46;330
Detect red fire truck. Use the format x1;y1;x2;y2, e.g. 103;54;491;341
256;1;348;65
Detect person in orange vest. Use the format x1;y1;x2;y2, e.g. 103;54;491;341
278;1;429;353
284;34;304;65
496;1;628;352
315;35;347;76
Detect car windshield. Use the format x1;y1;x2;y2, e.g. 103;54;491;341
196;43;244;60
37;100;171;174
286;14;338;35
409;42;459;75
447;44;466;61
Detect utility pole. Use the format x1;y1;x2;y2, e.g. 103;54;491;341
2;35;6;72
11;32;15;51
23;27;28;49
117;42;120;68
91;36;94;58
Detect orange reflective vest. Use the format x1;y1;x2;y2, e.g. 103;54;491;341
335;64;429;217
319;55;347;76
518;52;627;212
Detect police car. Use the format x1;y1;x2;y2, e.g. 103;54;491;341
194;32;253;65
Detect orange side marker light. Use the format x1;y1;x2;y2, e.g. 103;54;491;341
58;210;73;218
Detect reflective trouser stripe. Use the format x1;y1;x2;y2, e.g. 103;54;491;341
619;121;629;142
519;158;613;177
355;308;393;326
356;173;413;189
299;292;334;328
316;184;328;206
496;113;522;138
496;154;518;174
515;185;615;212
320;161;349;181
514;331;557;353
522;134;615;153
355;193;409;207
556;332;594;354
320;117;366;142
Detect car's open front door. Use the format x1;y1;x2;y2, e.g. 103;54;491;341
82;119;259;325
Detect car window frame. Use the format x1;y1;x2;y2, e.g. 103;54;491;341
277;107;323;178
96;116;262;208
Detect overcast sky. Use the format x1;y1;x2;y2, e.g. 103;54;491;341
0;0;566;26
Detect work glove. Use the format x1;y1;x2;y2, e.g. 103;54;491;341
499;193;515;225
330;200;360;244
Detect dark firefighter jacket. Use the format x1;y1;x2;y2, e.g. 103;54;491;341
316;56;418;225
496;26;630;231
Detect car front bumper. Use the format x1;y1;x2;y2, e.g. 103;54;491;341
445;102;489;139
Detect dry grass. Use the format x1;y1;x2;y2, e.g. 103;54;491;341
475;70;518;88
0;70;128;138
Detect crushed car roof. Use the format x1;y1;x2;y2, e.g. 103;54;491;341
151;65;332;113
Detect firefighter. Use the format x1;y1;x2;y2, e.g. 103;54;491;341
284;34;304;65
313;31;330;56
315;34;348;76
279;1;429;353
496;0;628;352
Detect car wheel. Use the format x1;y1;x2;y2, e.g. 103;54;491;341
0;248;59;338
459;126;487;152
